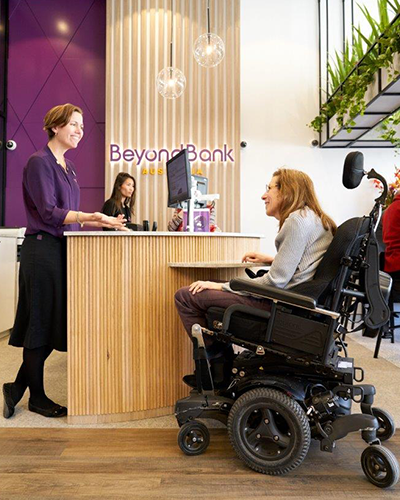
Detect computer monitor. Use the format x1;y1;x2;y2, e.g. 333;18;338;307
166;149;192;208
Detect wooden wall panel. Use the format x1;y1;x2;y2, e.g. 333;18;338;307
67;234;260;423
106;0;240;232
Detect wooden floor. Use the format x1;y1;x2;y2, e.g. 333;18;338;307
0;428;399;499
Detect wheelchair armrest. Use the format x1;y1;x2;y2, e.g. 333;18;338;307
229;278;317;310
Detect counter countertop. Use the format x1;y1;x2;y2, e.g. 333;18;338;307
168;261;266;268
65;231;264;238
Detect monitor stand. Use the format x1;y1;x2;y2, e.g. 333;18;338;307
186;199;195;233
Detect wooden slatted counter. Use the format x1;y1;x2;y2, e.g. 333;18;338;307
66;232;262;424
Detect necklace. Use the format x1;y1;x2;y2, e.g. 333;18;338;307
56;157;67;170
48;143;67;171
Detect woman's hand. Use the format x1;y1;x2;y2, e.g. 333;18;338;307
241;252;274;264
188;280;223;295
173;210;183;222
92;212;128;231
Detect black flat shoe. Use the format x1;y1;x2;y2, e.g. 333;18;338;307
28;401;67;418
3;383;16;419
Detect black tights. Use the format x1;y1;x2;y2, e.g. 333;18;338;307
12;345;56;409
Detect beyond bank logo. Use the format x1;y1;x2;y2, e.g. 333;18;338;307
110;143;235;165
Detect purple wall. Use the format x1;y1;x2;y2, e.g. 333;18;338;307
5;0;105;227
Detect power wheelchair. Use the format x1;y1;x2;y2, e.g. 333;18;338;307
175;152;400;489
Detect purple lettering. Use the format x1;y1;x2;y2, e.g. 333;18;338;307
112;144;235;164
110;144;121;162
224;145;235;162
212;149;223;162
171;144;184;158
135;148;146;165
145;149;157;162
187;143;197;162
123;148;135;162
158;149;170;162
199;149;211;162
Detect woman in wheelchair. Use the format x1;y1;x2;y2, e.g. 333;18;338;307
175;168;336;388
175;154;399;488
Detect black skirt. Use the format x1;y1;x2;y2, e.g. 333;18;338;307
9;232;67;352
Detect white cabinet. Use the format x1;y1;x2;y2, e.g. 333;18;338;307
0;228;25;334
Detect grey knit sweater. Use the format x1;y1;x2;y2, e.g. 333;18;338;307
223;207;333;294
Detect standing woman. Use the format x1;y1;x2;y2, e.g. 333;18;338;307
101;173;136;228
3;103;126;419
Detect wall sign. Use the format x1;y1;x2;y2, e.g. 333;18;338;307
110;143;235;168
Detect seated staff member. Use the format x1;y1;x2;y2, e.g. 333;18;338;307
3;103;126;420
168;201;220;232
102;173;136;230
175;168;337;387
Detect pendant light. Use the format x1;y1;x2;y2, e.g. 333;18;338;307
193;0;225;68
156;0;186;99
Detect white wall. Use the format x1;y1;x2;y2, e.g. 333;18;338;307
241;0;398;254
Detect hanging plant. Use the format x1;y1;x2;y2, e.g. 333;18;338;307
309;0;400;135
376;109;400;149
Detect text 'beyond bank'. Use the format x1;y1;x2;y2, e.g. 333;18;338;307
109;144;235;164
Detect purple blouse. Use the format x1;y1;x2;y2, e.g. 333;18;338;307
23;145;80;238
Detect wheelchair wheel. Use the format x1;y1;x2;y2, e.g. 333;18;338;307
372;407;396;442
361;445;399;488
178;421;210;456
227;388;311;475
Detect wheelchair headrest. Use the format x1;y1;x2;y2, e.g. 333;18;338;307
343;151;365;189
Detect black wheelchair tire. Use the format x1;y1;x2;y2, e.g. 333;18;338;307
372;407;396;442
227;387;311;475
178;421;210;456
361;445;400;488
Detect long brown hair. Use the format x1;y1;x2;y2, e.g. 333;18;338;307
273;168;337;235
109;172;136;215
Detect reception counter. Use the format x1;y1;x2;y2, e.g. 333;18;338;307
65;232;262;424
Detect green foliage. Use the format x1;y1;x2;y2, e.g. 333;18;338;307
377;109;400;148
309;0;400;137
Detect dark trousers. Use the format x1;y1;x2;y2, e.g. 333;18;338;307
174;286;272;358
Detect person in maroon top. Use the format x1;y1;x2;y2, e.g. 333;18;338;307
383;193;400;274
382;193;400;302
3;103;126;419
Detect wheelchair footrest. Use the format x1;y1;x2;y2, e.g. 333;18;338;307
320;414;379;452
175;393;234;427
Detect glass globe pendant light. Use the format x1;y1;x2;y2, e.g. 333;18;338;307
156;0;186;99
193;0;225;68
